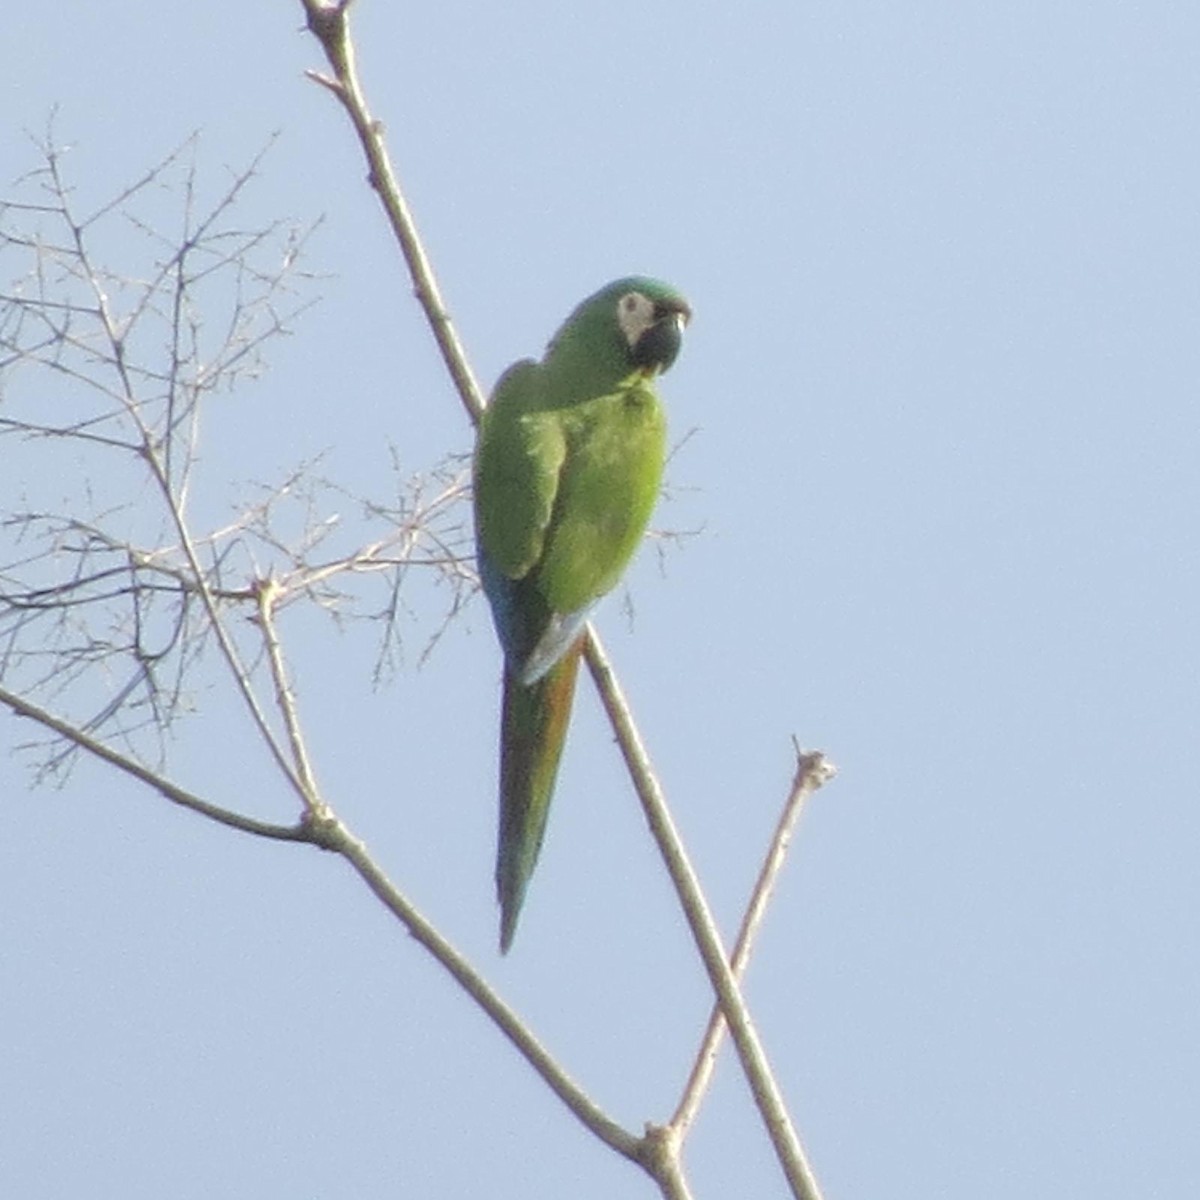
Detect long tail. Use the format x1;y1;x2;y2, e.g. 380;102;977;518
495;637;584;952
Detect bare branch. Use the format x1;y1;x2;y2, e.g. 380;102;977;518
2;129;471;780
330;826;647;1167
0;668;648;1176
585;632;827;1200
0;682;305;840
300;0;486;426
254;576;324;815
671;745;838;1138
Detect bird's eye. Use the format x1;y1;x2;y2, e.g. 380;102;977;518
620;293;640;312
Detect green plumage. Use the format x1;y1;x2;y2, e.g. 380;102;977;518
474;277;690;950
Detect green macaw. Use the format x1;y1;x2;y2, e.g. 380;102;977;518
473;276;691;951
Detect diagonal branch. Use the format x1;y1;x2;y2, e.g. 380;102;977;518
585;632;826;1200
671;744;837;1137
0;683;305;840
0;680;647;1176
301;0;485;426
254;577;324;815
330;828;647;1167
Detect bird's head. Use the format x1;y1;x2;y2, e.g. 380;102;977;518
611;278;692;375
548;276;691;382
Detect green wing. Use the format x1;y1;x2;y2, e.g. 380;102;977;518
473;359;564;582
534;377;666;616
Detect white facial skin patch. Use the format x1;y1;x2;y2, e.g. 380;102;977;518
616;290;657;349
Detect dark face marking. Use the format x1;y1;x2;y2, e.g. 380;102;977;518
615;289;690;373
631;308;686;373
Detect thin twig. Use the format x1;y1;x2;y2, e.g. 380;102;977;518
0;684;305;840
671;743;837;1137
126;309;313;812
585;631;826;1200
254;577;324;815
33;141;314;808
301;0;485;426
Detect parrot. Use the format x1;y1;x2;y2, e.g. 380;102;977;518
473;276;691;952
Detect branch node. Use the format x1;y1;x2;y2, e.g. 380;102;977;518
638;1121;680;1171
302;806;345;851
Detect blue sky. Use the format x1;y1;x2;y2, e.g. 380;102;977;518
3;3;1199;1197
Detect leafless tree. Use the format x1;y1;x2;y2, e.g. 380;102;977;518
0;6;835;1198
